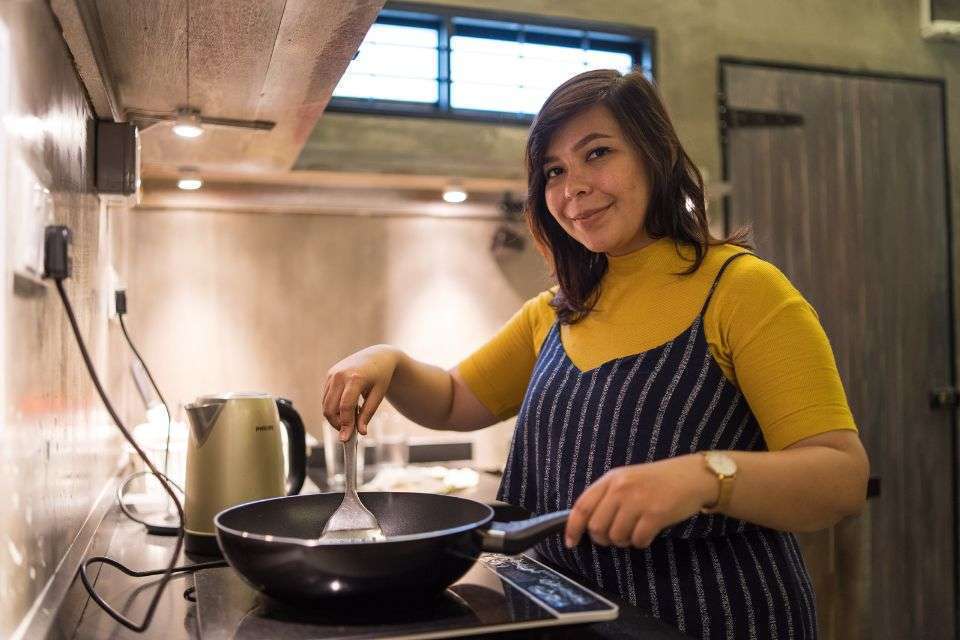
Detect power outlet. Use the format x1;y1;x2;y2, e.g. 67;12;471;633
108;267;124;322
42;226;71;280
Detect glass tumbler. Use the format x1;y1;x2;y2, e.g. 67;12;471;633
372;405;409;470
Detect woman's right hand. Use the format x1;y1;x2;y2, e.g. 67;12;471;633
322;345;400;441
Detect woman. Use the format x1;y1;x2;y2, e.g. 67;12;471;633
321;69;869;639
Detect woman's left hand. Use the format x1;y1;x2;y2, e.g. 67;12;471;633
564;454;717;549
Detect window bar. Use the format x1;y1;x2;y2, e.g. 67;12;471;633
580;32;589;72
517;23;527;107
438;15;451;112
642;41;654;76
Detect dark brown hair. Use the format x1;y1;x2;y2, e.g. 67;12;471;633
524;69;750;324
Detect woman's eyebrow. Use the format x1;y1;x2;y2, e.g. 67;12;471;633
544;132;613;164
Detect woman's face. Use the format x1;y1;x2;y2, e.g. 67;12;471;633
542;104;653;256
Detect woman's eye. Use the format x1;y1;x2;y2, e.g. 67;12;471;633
587;146;611;160
545;166;563;179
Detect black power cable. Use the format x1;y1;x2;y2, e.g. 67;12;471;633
45;227;225;632
115;290;178;535
116;291;171;476
116;470;183;536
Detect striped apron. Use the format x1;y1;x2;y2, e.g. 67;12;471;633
497;253;818;639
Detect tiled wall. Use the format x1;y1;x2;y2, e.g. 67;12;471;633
0;3;130;635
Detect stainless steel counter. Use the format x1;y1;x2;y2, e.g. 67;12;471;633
71;511;200;640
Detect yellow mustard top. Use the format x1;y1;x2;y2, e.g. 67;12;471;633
457;237;857;451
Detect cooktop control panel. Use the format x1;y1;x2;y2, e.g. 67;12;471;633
479;554;617;616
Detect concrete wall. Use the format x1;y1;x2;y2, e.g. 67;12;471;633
125;207;550;470
0;3;130;635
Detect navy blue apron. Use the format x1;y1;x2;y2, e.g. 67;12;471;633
498;253;817;639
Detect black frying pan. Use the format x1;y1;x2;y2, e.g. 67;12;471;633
214;492;569;604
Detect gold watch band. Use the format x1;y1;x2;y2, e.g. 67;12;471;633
700;451;736;514
701;474;734;514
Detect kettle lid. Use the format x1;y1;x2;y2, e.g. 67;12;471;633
194;391;273;403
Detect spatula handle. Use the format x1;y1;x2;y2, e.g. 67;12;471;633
343;408;359;493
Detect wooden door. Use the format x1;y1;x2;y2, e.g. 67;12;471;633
720;60;954;640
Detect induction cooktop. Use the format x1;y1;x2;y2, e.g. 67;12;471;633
194;553;619;640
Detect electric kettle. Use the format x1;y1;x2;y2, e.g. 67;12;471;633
184;392;306;555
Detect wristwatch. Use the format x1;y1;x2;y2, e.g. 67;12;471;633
700;451;737;514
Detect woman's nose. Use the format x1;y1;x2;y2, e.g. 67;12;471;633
564;170;591;200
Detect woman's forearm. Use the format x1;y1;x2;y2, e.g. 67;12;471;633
563;431;870;549
324;345;487;435
693;437;869;532
384;349;456;430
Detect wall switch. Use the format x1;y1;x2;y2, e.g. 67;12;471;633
10;156;52;285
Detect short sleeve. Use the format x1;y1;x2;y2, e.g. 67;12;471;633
708;258;858;451
456;291;555;421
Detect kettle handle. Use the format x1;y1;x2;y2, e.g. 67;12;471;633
276;398;307;495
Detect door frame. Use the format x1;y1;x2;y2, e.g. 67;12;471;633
716;55;958;636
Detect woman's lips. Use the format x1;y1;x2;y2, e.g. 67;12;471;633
571;203;612;224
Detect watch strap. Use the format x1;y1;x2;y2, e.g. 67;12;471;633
701;474;734;514
700;452;736;514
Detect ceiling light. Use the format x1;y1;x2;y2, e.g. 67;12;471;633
172;108;203;138
177;167;202;190
442;181;467;203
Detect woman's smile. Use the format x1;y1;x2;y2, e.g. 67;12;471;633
570;202;613;223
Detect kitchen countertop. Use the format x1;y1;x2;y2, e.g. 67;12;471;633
69;466;689;640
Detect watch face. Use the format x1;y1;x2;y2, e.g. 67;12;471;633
707;452;737;476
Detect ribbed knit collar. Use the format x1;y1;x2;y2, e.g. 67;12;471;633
605;236;680;277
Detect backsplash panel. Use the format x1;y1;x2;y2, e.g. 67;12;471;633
126;207;550;471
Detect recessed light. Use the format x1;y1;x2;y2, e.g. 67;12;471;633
177;167;203;190
442;181;467;203
172;108;203;138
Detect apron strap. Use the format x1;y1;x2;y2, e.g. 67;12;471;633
699;252;756;317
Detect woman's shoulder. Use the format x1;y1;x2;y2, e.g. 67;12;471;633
672;241;761;277
523;286;559;320
717;247;799;296
519;287;559;352
706;245;810;321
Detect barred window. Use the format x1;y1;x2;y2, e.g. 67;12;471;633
330;4;653;123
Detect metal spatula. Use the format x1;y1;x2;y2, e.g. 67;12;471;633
320;410;385;542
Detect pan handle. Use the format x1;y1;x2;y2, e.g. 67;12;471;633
480;510;571;555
